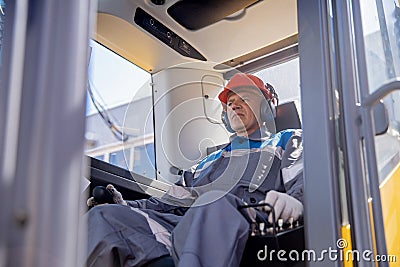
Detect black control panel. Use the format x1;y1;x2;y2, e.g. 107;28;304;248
134;8;206;61
239;203;305;267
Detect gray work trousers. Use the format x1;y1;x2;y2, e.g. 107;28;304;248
87;191;251;267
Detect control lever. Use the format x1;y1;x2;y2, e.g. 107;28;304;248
92;186;114;204
239;202;277;235
238;202;303;236
240;203;306;266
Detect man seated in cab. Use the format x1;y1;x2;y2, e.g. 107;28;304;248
87;73;304;267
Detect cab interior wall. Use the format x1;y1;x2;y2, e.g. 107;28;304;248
152;68;229;183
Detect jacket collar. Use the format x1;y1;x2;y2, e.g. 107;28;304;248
229;125;271;142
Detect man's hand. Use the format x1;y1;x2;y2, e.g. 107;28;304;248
260;190;303;223
87;184;127;207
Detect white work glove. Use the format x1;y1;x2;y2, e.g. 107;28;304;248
260;190;303;223
87;184;127;207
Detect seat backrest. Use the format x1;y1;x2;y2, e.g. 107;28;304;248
275;100;302;132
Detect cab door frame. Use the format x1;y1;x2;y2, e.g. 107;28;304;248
0;1;94;266
298;1;344;266
299;0;396;266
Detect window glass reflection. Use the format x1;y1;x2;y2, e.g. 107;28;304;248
132;144;155;177
360;0;400;92
109;149;129;169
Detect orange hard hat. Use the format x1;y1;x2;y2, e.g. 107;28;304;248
218;73;273;104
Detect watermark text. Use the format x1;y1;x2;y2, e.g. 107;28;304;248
257;239;397;263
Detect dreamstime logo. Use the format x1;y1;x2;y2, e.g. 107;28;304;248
336;238;347;249
257;239;397;263
122;63;277;208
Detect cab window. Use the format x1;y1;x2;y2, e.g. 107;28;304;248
85;40;156;178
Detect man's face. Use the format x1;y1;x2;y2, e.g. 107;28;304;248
226;87;263;136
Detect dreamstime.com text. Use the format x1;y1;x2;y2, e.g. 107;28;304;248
257;239;397;263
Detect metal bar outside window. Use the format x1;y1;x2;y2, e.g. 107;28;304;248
351;0;395;264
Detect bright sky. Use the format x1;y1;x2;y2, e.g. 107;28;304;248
86;40;151;115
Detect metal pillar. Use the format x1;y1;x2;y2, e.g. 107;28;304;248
0;0;94;266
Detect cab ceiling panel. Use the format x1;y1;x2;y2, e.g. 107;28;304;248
134;7;207;61
96;0;298;73
96;0;197;73
167;0;260;30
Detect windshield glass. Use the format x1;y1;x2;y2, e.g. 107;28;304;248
85;40;156;178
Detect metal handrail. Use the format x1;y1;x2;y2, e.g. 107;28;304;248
362;79;400;108
359;79;400;266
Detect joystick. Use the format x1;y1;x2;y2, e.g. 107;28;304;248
92;186;114;204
